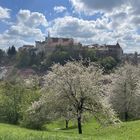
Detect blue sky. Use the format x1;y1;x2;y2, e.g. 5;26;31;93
0;0;140;53
0;0;71;20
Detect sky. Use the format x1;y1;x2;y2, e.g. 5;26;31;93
0;0;140;53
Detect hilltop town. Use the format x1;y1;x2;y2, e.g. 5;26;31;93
20;33;123;61
0;33;139;80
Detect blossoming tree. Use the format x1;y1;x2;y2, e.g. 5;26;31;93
41;61;116;134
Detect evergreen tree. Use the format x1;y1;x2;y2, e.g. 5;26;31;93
7;46;17;56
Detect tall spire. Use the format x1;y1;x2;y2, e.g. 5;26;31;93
45;31;50;41
48;31;50;38
116;41;120;47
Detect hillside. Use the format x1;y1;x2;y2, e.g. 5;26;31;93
0;119;140;140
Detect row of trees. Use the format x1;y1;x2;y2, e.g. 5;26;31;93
16;50;44;69
0;46;17;65
43;46;118;73
0;45;118;74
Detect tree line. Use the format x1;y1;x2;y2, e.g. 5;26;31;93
0;45;118;74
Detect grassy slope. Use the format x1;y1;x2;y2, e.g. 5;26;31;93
0;119;140;140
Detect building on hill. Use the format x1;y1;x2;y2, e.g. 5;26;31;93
18;35;81;56
123;52;140;65
18;45;34;52
86;42;123;60
19;32;123;61
35;33;81;54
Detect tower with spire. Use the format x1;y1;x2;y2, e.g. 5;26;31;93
45;31;51;42
48;31;50;38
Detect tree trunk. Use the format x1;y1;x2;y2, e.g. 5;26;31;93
65;120;69;129
124;111;128;121
77;116;82;134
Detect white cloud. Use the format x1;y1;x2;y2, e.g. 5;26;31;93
54;6;67;13
70;0;126;15
69;0;140;29
49;16;112;44
0;6;11;19
49;16;96;38
69;0;140;26
1;1;140;53
48;14;140;53
17;9;48;27
68;0;140;52
0;9;48;49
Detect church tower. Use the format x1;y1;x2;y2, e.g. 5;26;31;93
48;31;50;38
45;31;51;41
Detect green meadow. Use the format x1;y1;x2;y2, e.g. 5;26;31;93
0;119;140;140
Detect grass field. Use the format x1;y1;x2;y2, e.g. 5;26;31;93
0;119;140;140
